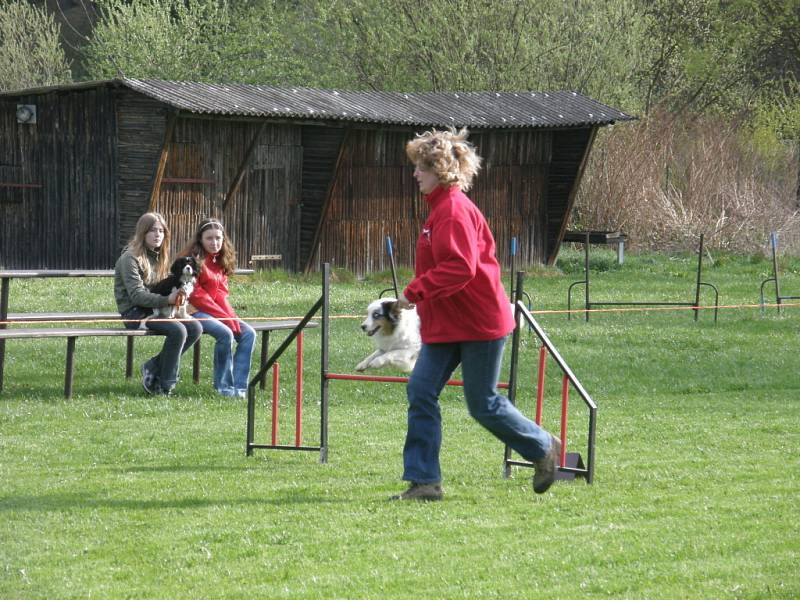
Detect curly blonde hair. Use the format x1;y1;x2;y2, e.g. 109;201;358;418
406;127;482;191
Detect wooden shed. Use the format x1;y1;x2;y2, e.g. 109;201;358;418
0;78;633;273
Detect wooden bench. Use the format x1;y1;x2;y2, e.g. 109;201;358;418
249;254;282;270
0;319;317;398
0;267;292;398
563;230;628;264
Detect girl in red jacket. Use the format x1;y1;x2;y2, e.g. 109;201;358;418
185;218;255;398
392;128;561;501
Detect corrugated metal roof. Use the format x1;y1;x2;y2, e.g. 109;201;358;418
2;78;636;128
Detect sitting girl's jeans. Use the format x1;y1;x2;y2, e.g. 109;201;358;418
121;307;202;393
193;312;255;396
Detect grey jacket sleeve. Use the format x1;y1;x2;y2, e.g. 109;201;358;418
117;253;170;309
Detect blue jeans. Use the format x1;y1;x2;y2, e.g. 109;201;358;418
193;313;255;395
142;318;202;393
403;337;552;484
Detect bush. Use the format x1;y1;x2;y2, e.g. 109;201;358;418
574;110;800;255
0;1;71;91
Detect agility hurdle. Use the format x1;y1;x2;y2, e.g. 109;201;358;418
567;232;719;322
760;232;800;315
326;266;595;485
504;272;597;483
246;263;597;485
245;264;329;461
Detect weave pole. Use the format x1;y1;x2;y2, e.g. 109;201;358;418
560;375;569;468
295;332;303;447
379;236;400;299
271;363;280;445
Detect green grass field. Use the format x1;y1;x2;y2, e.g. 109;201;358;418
1;249;798;598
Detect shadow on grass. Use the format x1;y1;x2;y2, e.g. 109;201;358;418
0;489;345;512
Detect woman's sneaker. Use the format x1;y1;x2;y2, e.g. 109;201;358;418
390;482;443;501
140;363;158;395
532;435;562;494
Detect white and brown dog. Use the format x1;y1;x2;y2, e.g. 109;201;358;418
356;298;421;373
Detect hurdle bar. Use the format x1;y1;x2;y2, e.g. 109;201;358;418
506;272;598;483
760;232;800;315
567;232;719;322
245;264;329;462
326;372;509;389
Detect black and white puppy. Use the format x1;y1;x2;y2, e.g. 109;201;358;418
148;256;199;320
356;298;421;373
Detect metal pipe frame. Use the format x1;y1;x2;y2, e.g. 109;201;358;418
759;232;800;315
568;233;719;323
507;271;598;483
245;266;327;461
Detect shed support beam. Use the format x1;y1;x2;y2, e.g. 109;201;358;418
223;121;267;211
548;126;599;265
149;112;178;211
303;129;351;274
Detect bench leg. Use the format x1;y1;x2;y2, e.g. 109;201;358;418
1;277;7;393
65;337;76;399
126;337;134;378
0;338;5;393
260;331;270;390
193;338;201;384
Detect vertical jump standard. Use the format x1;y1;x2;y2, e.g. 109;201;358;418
567;232;719;322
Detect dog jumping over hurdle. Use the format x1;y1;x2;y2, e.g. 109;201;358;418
356;298;421;373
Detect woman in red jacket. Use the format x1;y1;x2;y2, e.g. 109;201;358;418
392;128;561;501
185;218;255;398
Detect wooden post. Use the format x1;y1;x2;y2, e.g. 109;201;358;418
125;337;134;378
65;337;76;399
193;338;202;384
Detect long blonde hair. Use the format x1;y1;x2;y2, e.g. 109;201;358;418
125;212;171;284
406;127;482;191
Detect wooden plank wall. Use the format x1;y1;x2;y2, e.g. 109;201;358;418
314;128;553;277
0;85;588;274
544;128;594;263
115;90;168;255
299;126;347;271
151;117;302;269
0;88;118;268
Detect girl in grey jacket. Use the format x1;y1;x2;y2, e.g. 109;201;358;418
114;212;201;395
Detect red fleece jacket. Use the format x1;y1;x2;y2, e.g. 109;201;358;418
189;256;241;334
403;185;514;343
